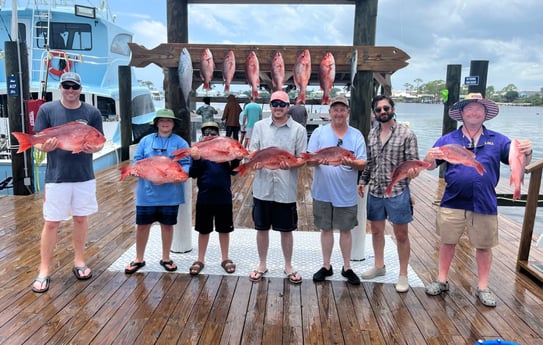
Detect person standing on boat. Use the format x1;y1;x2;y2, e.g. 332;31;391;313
196;96;218;124
124;109;191;275
248;91;307;284
240;96;262;148
308;96;367;285
423;93;532;307
358;95;421;293
187;121;242;276
31;72;105;293
221;94;242;141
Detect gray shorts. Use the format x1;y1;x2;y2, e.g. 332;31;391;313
313;199;358;231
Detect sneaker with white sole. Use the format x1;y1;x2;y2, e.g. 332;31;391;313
395;275;409;293
360;266;386;279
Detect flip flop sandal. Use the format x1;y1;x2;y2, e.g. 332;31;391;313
221;259;236;274
189;261;205;276
125;261;146;274
160;260;178;272
249;269;268;282
285;271;303;284
72;266;93;280
31;276;51;293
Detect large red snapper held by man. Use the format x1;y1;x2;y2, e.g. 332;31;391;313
384;160;431;196
12;121;106;154
119;156;188;185
436;143;486;175
172;136;249;163
319;52;336;105
234;147;299;177
509;138;528;200
301;146;355;166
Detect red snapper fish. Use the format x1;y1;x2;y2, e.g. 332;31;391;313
301;146;355;166
12;121;105;153
119;156;188;185
200;48;215;90
245;51;260;100
172;136;249;163
385;160;431;196
319;52;336;105
271;51;285;92
223;50;236;93
293;49;311;104
436;144;486;175
234;147;299;177
509;138;528;200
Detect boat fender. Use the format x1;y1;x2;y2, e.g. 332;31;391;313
47;51;72;77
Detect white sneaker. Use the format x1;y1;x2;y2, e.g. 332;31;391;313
396;275;409;293
360;266;386;279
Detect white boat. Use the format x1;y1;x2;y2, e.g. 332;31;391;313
0;0;158;193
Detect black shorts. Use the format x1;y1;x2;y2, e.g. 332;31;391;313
194;203;234;234
252;197;297;232
136;205;179;225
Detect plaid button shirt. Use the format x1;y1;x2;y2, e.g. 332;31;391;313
359;122;419;197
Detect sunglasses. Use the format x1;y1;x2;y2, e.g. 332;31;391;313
270;100;288;108
337;138;343;147
203;128;218;136
61;83;81;90
374;105;390;113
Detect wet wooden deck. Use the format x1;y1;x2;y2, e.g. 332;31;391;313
0;162;542;344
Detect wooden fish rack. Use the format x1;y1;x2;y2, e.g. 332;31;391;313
128;43;410;92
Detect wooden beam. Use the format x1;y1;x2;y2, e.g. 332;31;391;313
186;0;357;4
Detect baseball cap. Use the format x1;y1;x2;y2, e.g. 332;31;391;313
330;95;350;107
60;72;81;85
270;91;290;104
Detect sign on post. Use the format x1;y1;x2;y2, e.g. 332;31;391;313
8;75;18;96
464;76;479;86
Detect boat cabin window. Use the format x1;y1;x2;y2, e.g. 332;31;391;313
36;22;92;50
97;96;117;121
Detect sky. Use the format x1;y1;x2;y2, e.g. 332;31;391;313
108;0;543;93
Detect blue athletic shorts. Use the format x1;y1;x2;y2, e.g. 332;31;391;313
252;197;297;232
194;203;234;234
367;188;413;224
136;205;179;225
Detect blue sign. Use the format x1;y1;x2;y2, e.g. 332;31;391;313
8;75;19;97
464;76;479;86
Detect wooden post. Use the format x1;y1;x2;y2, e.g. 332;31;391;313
467;60;488;95
6;40;35;195
167;0;192;253
118;65;132;162
439;64;461;177
350;0;377;260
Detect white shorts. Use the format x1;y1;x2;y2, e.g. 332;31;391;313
245;127;254;139
43;180;98;221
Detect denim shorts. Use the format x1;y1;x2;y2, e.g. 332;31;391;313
367;188;413;225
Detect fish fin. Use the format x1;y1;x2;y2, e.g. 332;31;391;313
475;162;486;175
384;184;393;196
11;132;33;153
119;166;131;181
233;163;249;177
172;148;190;161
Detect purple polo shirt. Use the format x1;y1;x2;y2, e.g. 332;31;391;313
433;126;511;215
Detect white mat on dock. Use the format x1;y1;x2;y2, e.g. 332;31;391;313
108;226;424;287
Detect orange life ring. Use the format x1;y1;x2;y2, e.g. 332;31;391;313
47;51;72;77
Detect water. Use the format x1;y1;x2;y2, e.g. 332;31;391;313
394;102;543;237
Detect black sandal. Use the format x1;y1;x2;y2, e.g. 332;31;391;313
160;260;178;272
125;261;146;274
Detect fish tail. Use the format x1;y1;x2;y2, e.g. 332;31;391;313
300;153;312;161
224;84;230;93
384;184;393;196
513;186;521;200
172;148;191;161
321;94;330;105
119;166;131;181
11;132;33;153
233;163;249;177
203;82;211;90
251;88;259;100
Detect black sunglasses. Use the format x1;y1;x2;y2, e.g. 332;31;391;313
337;138;343;147
271;100;288;108
61;83;81;90
374;105;390;113
203;128;218;136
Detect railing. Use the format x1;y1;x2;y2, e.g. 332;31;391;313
516;158;543;285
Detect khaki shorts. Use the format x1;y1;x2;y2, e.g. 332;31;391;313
436;207;498;248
